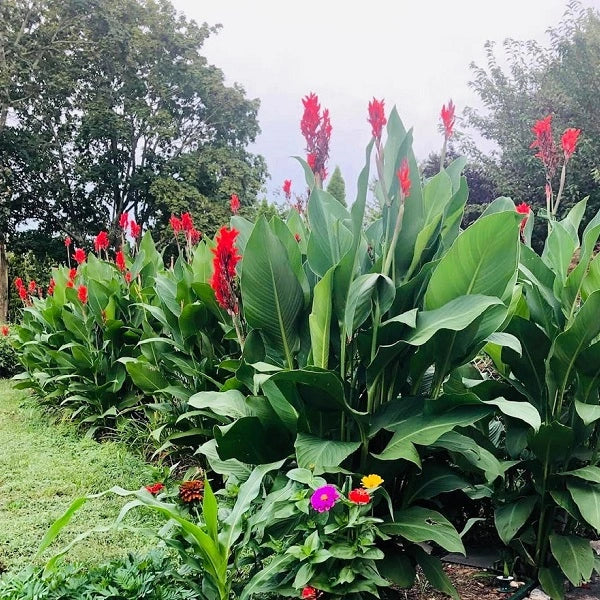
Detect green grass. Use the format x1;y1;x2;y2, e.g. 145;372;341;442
0;380;161;573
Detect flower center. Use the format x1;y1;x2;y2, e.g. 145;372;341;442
320;494;329;501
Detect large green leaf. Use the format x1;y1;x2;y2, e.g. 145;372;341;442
548;290;600;402
188;390;252;419
425;211;521;310
550;534;594;587
567;481;600;532
483;398;541;431
538;567;566;600
403;464;470;504
412;547;459;600
344;273;395;336
294;433;360;474
529;422;574;465
309;267;334;369
125;360;169;393
494;496;537;544
241;216;304;366
381;506;465;554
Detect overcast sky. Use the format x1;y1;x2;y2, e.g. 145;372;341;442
172;0;595;202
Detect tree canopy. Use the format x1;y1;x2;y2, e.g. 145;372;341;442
464;1;600;241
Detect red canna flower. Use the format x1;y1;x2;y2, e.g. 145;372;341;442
531;115;559;176
440;100;456;139
69;268;77;281
77;284;88;304
301;586;319;599
397;159;411;197
181;212;194;232
169;215;182;234
1;325;9;336
129;220;141;239
28;280;36;293
301;93;331;181
368;98;387;141
14;277;23;290
283;179;292;200
230;194;240;214
145;482;165;495
561;128;581;160
516;202;531;232
210;227;241;314
119;212;129;229
48;278;55;295
94;231;109;252
348;488;371;505
294;233;301;242
115;250;126;272
125;271;132;284
64;236;72;247
190;228;201;245
73;248;86;264
19;286;28;300
66;280;74;288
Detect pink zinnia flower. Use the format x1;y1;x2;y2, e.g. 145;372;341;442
310;485;339;513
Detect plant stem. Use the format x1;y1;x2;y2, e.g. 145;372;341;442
440;137;447;172
382;194;405;277
553;162;567;217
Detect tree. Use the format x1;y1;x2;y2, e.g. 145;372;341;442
463;1;600;245
0;0;267;321
326;165;347;206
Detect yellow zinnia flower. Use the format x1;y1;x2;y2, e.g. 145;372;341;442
361;474;384;489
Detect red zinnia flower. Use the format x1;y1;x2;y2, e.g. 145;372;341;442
301;93;331;181
129;220;141;239
561;128;581;160
145;482;165;495
397;159;411;197
28;280;36;293
119;212;129;229
73;248;86;264
283;179;292;200
368;98;387;141
64;236;72;247
301;586;318;599
440;100;455;139
348;488;371;505
1;325;8;336
230;194;240;214
19;287;27;299
169;215;182;234
115;250;126;272
77;284;88;304
14;277;23;290
94;231;109;252
210;227;241;314
516;202;531;232
181;212;194;232
69;268;77;281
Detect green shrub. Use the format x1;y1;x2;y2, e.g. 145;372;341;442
0;332;19;378
0;551;202;599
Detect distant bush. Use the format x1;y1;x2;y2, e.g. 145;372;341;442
0;332;19;378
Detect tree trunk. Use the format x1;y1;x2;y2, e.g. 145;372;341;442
0;241;7;323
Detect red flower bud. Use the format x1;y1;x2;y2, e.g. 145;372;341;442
397;159;411;198
1;325;8;336
69;268;77;280
440;99;456;139
14;277;23;290
28;280;36;293
230;194;240;214
66;280;74;288
283;179;292;200
19;287;27;299
77;284;88;304
516;202;531;233
64;236;72;247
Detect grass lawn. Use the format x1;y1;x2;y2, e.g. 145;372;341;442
0;380;161;573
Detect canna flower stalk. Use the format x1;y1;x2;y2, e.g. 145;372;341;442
439;99;455;170
553;127;582;217
300;93;331;186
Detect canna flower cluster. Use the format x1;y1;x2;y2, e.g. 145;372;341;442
368;98;387;141
169;212;202;247
283;179;292;201
47;278;56;296
531;114;559;177
77;284;88;304
94;231;109;253
210;226;241;314
301;93;331;182
73;248;86;264
440;99;456;139
397;159;411;198
516;202;531;233
230;194;240;214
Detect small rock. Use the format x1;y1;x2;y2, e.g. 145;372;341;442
510;580;525;588
590;539;600;555
529;589;551;600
